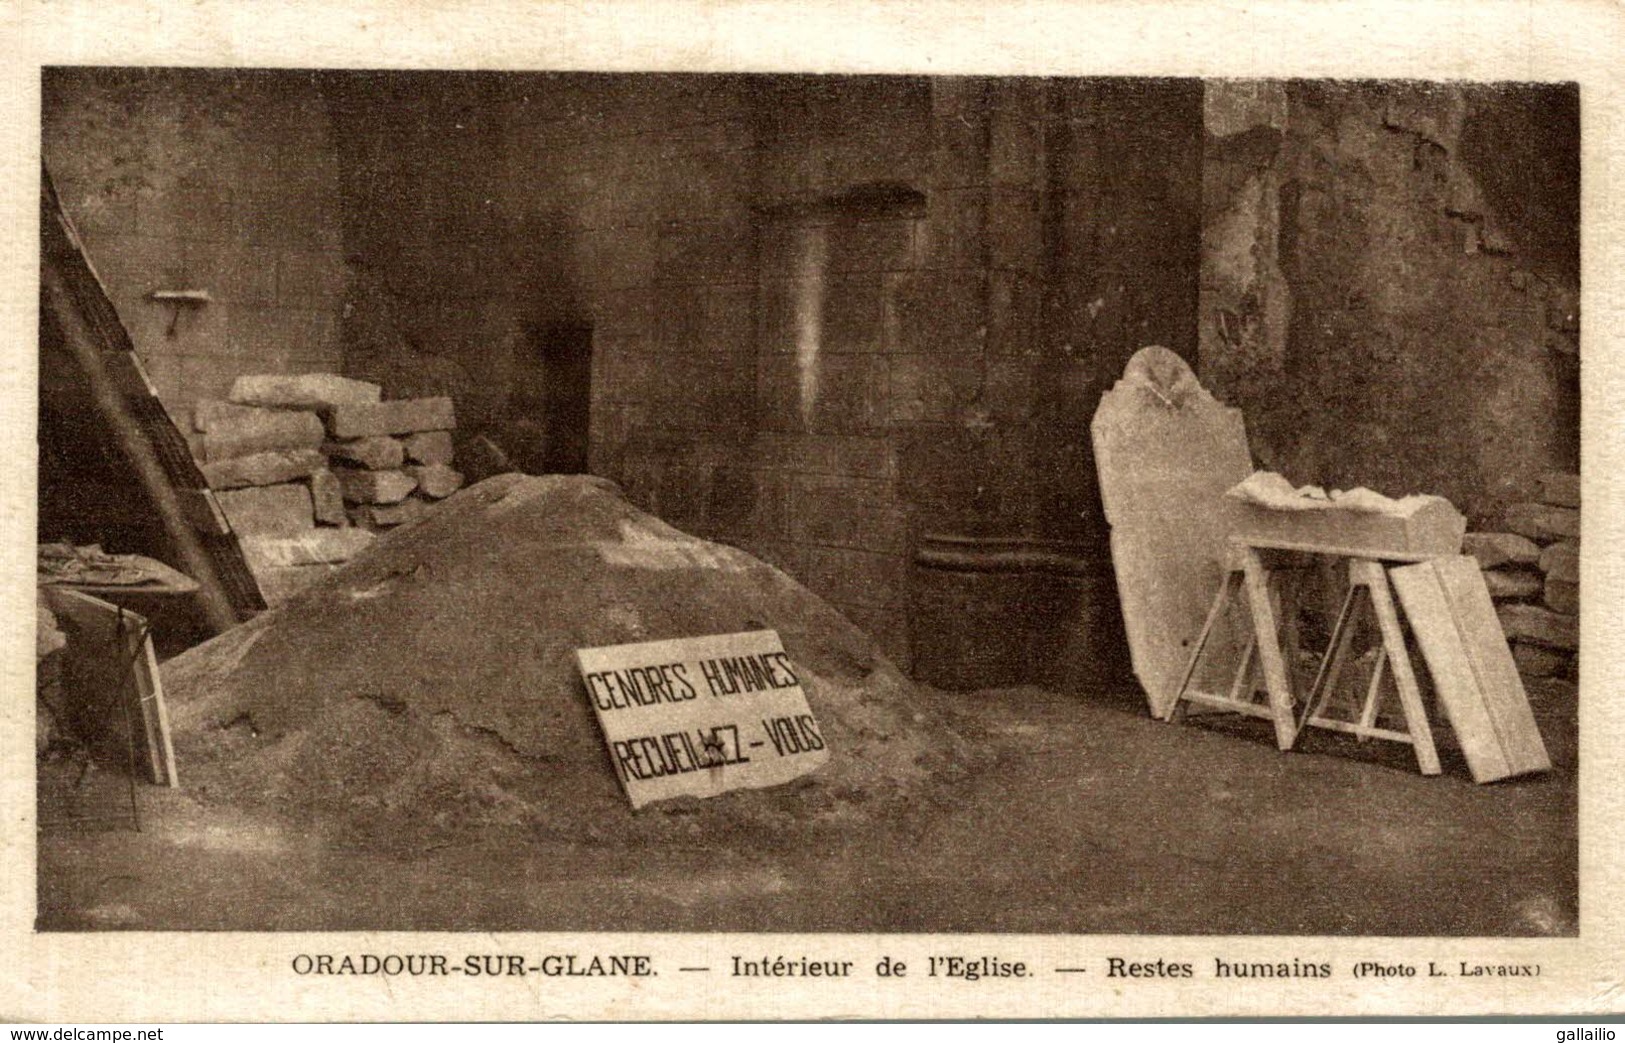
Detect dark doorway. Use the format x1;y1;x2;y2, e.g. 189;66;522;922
508;323;592;475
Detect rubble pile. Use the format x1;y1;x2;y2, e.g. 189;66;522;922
1462;471;1579;681
194;373;463;606
162;474;977;852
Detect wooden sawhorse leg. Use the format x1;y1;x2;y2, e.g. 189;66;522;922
1166;544;1300;751
1297;558;1441;776
1240;545;1299;751
1164;558;1245;721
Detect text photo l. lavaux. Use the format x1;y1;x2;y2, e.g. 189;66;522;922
575;629;829;808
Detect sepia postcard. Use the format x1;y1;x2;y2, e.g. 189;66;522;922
3;0;1623;1023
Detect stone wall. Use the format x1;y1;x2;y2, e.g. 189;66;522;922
1199;81;1580;527
42;70;1208;678
326;74;922;659
60;72;1579;691
325;72;1203;676
905;78;1204;687
744;76;932;660
43;68;348;439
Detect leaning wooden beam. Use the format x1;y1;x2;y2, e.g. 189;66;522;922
41;169;263;631
40;253;243;635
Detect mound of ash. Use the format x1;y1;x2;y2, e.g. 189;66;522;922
163;474;981;852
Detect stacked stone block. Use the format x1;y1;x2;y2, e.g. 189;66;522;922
195;373;460;607
1462;472;1580;682
197;373;377;606
320;395;462;530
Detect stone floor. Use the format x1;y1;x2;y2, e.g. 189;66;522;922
36;681;1576;935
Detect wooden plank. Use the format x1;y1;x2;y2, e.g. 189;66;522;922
1306;718;1415;744
175;487;233;537
1357;649;1387;740
127;623;179;787
40;588;177;787
1091;347;1254;716
1428;556;1551;776
1180;692;1280;721
1166;567;1243;721
1389;560;1520;781
1227;637;1258;705
102;351;159;401
1301;586;1358;728
1230;536;1445;563
1240;548;1298;750
1356;560;1443;776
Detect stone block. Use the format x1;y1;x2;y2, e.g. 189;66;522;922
924;187;990;271
402;430;455;466
1483;567;1542;601
242;528;377;569
756;432;895;480
309;469;347;525
406;464;464;499
337;468;419;505
323;436;406;470
1546;285;1579;332
326;397;456;438
1503;502;1579;543
1539;472;1580;509
193;399;264;432
1461;531;1540;570
820;279;884;354
1497;603;1578;651
932;111;990;190
705;463;756;536
989;187;1042;273
217;483;315;537
655;219;755;285
789;475;909;555
201;408;325;462
1512;640;1571;680
349;498;428;528
1545;578;1579;616
1540;540;1579;583
229;372;382;411
200;448;324;490
801;545;907;609
254;564;332;609
828;218;914;275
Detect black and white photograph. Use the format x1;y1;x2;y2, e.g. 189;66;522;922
7;0;1622;1024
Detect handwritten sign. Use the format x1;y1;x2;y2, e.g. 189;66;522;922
575;630;830;809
